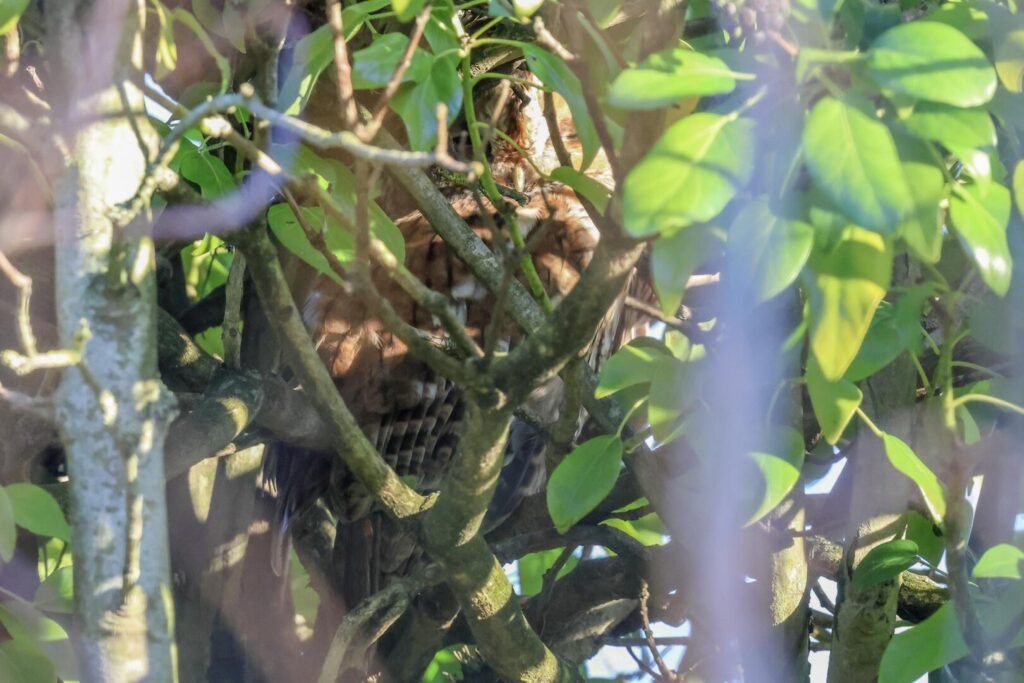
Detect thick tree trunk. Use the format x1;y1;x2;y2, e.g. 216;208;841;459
46;1;177;680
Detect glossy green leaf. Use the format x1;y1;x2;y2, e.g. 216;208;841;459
390;57;462;150
745;428;805;526
521;44;600;170
0;0;30;34
607;48;741;110
33;566;73;615
0;486;14;563
867;22;997;106
805;354;862;444
549;167;611;214
922;0;989;41
517;549;580;596
895;138;946;263
807;226;893;380
648;358;697;443
880;604;966;682
882;433;946;524
845;285;931;382
548;436;624;533
727;198;814;302
0;640;55;683
904;511;944;566
973;544;1024;579
603;511;668;546
803;97;912;235
178;149;236;199
994;28;1024;93
595;341;671;398
852;539;919;591
392;0;427;22
903;104;996;155
950;181;1012;296
624;114;755;238
1013;161;1024;223
6;485;71;542
651;226;719;317
267;205;347;287
352;33;432;89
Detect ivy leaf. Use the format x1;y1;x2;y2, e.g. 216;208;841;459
5;485;71;542
867;22;997;106
520;44;601;170
805;353;862;444
624;114;755;238
882;433;946;524
727;198;814;303
803;97;912;235
973;544;1024;579
547;435;624;534
744;428;805;526
390;56;463;150
651;226;719;317
607;48;743;110
0;486;14;563
994;28;1024;93
807;226;893;381
351;33;432;89
852;539;919;591
950;180;1012;296
0;0;30;35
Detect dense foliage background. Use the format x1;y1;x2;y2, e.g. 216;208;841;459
1;0;1024;681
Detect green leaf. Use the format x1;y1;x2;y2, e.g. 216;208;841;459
903;104;996;156
352;33;432;89
881;433;946;524
267;206;347;287
289;549;320;628
624;114;755;238
845;285;931;382
894;137;946;263
603;511;668;546
879;604;968;682
520;44;601;170
0;486;15;563
805;353;862;444
807;226;892;380
0;640;56;683
549;167;611;214
950;181;1012;296
904;511;944;566
547;436;624;533
651;226;719;317
178;149;236;199
852;539;920;591
648;358;697;443
517;549;580;596
606;48;742;110
595;341;671;398
803;97;912;235
994;28;1024;93
34;566;73;615
727;198;814;303
866;22;997;106
922;0;989;41
390;57;463;150
744;428;805;526
392;0;427;22
973;544;1024;579
0;0;30;35
6;485;71;542
1013;160;1024;223
0;601;76;682
151;0;179;81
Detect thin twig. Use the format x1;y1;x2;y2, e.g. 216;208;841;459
362;4;432;141
641;579;678;681
221;250;246;369
0;249;38;355
325;0;359;131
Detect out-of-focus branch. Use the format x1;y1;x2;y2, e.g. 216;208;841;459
325;0;359;131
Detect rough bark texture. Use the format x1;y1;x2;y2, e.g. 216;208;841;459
46;2;177;680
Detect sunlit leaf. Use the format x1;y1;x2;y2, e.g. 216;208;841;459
624;114;755;238
0;0;30;35
803;97;913;235
867;22;997;106
727;198;814;303
648;357;697;443
178;149;236;199
151;0;178;80
903;104;996;156
651;226;719;317
547;436;624;534
904;511;944;566
852;539;919;591
744;427;805;526
973;544;1024;579
607;48;742;110
894;137;946;263
6;485;71;542
1013;160;1024;223
0;486;15;563
549;167;611;214
881;433;946;524
805;354;862;444
595;341;671;398
807;226;892;380
950;181;1012;296
994;28;1024;93
392;0;427;22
